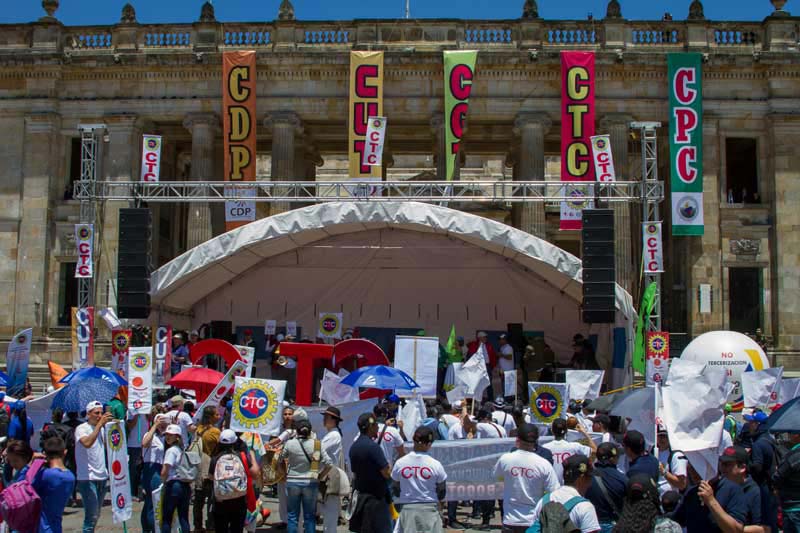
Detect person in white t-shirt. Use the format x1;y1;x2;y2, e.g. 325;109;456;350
372;404;405;465
498;334;515;373
590;414;616;444
655;427;688;496
141;412;168;533
75;400;111;533
494;423;561;532
492;397;517;435
391;426;447;532
447;414;477;441
160;424;191;533
530;454;601;533
320;407;344;533
166;395;196;446
542;418;596;484
477;408;508;439
440;401;461;432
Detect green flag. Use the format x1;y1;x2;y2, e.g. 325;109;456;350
633;282;658;374
445;324;461;363
443;51;477;181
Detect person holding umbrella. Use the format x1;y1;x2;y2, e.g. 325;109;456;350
75;400;112;533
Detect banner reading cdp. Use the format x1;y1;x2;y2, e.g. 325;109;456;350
348;51;383;180
444;50;477;182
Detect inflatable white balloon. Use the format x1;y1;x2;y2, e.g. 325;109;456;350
680;330;769;408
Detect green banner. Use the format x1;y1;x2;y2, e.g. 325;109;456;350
633;282;658;375
668;53;704;236
444;51;477;181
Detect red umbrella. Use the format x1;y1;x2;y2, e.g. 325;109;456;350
166;367;224;403
332;339;391;401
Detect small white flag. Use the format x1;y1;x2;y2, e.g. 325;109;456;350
458;354;490;399
565;370;605;400
503;370;517;397
320;369;360;406
742;367;784;408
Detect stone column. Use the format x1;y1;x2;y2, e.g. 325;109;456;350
14;113;60;334
600;114;635;294
183;113;218;247
513;113;551;239
265;111;303;215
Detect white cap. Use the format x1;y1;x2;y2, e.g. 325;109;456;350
165;424;181;436
477;331;488;338
86;401;103;413
293;407;308;423
220;429;237;444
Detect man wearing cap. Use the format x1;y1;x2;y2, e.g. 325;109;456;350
320;406;344;533
742;409;779;533
166;395;196;446
187;329;200;348
492;398;516;435
75;401;112;533
655;427;688;496
467;332;497;399
718;445;769;533
530;455;601;533
585;443;627;532
171;332;189;378
391;426;447;533
543;418;595;484
370;404;406;466
623;430;660;484
674;456;747;533
493;423;560;533
590;414;614;444
349;413;392;533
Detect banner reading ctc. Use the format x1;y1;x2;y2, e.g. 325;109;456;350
348;51;384;179
140;135;162;182
528;382;570;424
231;377;286;435
128;347;153;414
74;224;94;279
643;222;664;273
111;329;131;380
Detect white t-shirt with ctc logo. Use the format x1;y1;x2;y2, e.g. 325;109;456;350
541;439;592;484
390;451;447;504
353;423;405;464
493;449;560;526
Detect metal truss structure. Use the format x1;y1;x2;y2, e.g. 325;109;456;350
77;124;105;309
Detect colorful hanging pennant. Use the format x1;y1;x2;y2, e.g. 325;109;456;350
128;347;153;414
444;50;478;181
106;420;133;523
140;135;162;182
152;325;172;388
74;224;94;278
71;306;94;370
590;134;616;182
348;51;384;179
643;222;664;273
362;117;387;167
111;329;132;380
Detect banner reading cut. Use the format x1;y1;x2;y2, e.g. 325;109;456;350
394;336;439;398
348;51;384;180
590;135;616;182
74;224;94;279
128;347;153;414
362;117;387;167
669;53;704;236
528;382;570;425
643;222;664;273
193;360;248;422
560;51;595;230
318;312;343;339
223;51;257;230
230;377;286;435
6;328;32;397
140;135;162;182
444;50;477;181
71;306;94;369
105;420;133;523
152;325;172;388
111;329;131;380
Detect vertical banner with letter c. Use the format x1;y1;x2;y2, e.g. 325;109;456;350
560;51;595;230
74;224;93;278
643;222;664;273
223;51;257;231
348;51;384;180
152;325;172;388
71;306;94;370
140;135;162;182
444;50;477;182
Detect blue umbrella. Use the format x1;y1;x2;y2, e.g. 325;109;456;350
340;365;419;391
766;396;800;434
59;366;127;386
0;370;8;387
51;377;121;413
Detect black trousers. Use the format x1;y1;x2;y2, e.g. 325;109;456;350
213;496;247;533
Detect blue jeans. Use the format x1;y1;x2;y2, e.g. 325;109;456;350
140;463;161;533
785;509;800;533
286;481;318;533
161;480;191;533
76;479;107;533
599;522;615;533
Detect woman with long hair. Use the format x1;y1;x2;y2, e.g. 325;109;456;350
141;412;168;533
160;425;191;533
613;474;682;533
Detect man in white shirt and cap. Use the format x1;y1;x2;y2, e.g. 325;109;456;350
542;418;596;484
166;395;196;446
75;401;112;533
492;397;516;435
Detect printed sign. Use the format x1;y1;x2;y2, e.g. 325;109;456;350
264;320;276;336
224;186;256;223
230;377;287;435
559;183;595;230
590;135;616;182
235;345;255;377
643;222;664;273
362;117;387;167
71;306;94;369
105;420;133;523
74;224;94;278
318;312;343;339
128;347;153;414
286;321;297;337
646;356;670;386
669;53;704;236
223;51;257;231
444;50;478;181
140;135;162;182
192;360;249;422
348;51;384;179
528;382;570;424
394;336;439;398
645;332;670;360
111;329;131;380
153;325;172;388
6;328;32;397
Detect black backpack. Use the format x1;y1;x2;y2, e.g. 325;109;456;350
530;494;586;533
39;422;75;453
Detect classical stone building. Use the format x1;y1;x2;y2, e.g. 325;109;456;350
0;0;798;369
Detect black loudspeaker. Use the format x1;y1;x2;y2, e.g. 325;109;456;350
582;209;616;324
209;320;233;341
117;208;152;319
507;323;526;353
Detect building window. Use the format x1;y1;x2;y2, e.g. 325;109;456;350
58;262;78;326
729;267;762;334
725;138;759;204
64;137;81;200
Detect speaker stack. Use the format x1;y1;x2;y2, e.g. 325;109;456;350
117;208;152;319
581;209;616;324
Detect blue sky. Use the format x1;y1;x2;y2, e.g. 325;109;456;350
3;1;776;25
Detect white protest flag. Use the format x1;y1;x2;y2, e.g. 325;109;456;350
503;370;517;397
684;448;720;481
98;307;121;330
662;358;728;452
394;336;439;398
742;367;784;408
127;347;153;414
105;421;133;523
397;393;426;437
362;117;387;167
458;354;490;399
565;370;604;401
230;377;286;435
235;345;255;377
446;385;467;405
192;360;248;422
611;387;657;446
778;377;800;404
320;369;360;406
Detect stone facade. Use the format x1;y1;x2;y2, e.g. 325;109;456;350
0;1;799;365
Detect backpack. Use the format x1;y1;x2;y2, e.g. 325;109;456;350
0;458;45;532
214;453;248;501
528;494;587;533
187;429;211;489
175;448;201;483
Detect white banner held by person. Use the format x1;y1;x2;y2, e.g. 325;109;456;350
264;320;276;336
319;369;360;406
503;369;517;397
230;377;286;435
565;370;604;401
611;386;657;446
141;135;162;182
528;382;570;425
741;367;784;408
235;345;255;377
458;353;490;399
778;377;800;404
362;117;387;167
394;336;439;398
192;360;249;422
128;347;153;414
105;420;133;523
590;135;616;182
643;222;664;274
74;224;94;278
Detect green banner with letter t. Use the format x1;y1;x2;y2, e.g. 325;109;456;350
668;53;703;236
444;51;477;181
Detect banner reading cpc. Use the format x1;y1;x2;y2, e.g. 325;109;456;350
444;50;478;181
348;51;384;179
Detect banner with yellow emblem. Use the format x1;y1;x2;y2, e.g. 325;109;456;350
231;377;286;435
